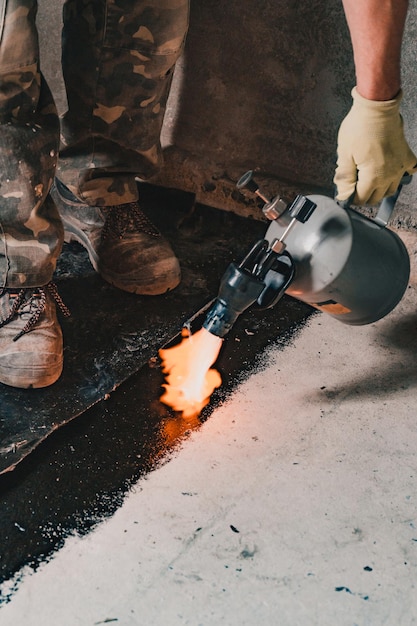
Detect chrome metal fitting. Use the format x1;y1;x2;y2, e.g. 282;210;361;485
262;197;288;221
269;238;286;254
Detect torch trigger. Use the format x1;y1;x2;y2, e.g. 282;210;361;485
255;251;296;309
238;239;285;281
238;239;269;274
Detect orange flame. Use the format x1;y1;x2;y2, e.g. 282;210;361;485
159;327;223;418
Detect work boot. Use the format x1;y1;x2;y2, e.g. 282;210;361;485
0;283;69;389
50;178;181;295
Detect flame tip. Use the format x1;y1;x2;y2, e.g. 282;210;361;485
159;327;222;418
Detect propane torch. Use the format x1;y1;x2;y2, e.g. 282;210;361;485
159;170;410;417
202;171;317;338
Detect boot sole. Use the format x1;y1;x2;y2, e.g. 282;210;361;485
0;359;63;389
100;262;181;295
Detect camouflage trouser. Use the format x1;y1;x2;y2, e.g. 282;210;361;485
0;0;189;287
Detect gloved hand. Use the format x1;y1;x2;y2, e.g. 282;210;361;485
334;87;417;206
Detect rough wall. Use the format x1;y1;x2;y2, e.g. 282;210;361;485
38;1;417;226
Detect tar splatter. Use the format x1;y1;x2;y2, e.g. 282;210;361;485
335;586;369;601
240;546;258;559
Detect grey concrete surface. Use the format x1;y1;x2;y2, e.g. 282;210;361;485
1;230;417;625
37;1;417;224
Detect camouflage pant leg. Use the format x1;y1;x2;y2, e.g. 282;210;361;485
58;0;190;207
0;0;63;288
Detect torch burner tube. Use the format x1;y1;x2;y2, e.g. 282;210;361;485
202;262;267;338
202;241;296;338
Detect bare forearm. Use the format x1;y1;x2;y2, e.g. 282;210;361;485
342;0;409;100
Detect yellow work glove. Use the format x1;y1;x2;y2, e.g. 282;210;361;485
334;87;417;206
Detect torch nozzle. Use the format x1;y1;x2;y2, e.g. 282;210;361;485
203;262;266;338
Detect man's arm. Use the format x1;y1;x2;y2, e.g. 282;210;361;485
342;0;408;101
334;0;417;205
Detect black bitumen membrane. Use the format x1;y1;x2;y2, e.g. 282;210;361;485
0;185;314;596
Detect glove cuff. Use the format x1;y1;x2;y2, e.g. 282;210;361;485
351;86;403;113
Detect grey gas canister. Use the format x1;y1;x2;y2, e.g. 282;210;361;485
237;171;411;326
264;187;410;325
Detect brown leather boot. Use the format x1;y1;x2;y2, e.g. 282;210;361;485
0;283;69;389
50;179;181;295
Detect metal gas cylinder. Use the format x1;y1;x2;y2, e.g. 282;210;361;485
238;172;411;325
265;192;410;325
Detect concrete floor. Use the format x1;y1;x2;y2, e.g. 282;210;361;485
1;231;417;625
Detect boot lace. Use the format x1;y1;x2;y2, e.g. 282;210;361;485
101;202;160;241
0;282;70;341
